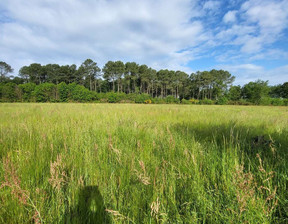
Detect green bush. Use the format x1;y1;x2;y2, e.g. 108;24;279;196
270;98;284;106
217;97;229;105
181;99;192;104
151;98;166;104
1;81;287;106
96;93;107;102
199;98;214;105
126;93;138;101
68;83;93;102
33;83;56;102
18;83;36;102
107;92;119;103
259;97;271;106
165;95;180;104
57;82;69;102
189;98;200;104
1;83;17;102
237;99;253;105
135;94;151;104
105;92;126;103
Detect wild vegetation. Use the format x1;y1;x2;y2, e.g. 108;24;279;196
1;60;287;105
0;103;287;223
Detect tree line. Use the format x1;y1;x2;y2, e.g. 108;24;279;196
0;60;287;105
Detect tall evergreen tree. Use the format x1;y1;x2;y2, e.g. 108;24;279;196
0;61;14;82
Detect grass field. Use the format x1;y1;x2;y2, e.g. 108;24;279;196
0;103;288;223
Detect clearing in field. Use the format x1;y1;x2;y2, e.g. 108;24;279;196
0;103;287;223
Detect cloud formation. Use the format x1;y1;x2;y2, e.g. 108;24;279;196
223;10;237;23
203;1;221;11
239;0;288;53
0;0;287;85
218;64;288;85
0;0;205;70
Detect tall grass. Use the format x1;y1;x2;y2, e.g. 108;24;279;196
0;103;287;223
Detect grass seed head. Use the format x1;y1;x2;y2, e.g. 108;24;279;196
48;154;67;191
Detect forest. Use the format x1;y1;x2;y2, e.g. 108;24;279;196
0;60;287;105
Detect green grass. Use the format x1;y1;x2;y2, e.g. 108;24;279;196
0;103;288;223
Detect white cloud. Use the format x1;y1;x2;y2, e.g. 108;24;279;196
216;63;264;85
217;63;288;85
0;0;206;73
211;0;288;63
248;49;288;61
0;0;287;86
241;0;288;33
203;1;221;11
220;63;263;72
216;25;255;43
239;36;263;53
266;65;288;85
223;10;237;23
239;0;288;53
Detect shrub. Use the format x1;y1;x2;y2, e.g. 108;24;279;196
270;98;284;106
1;83;17;102
68;83;93;102
238;99;253;105
100;98;108;103
126;93;138;101
259;97;271;106
144;99;152;104
217;97;229;105
57;82;69;102
181;99;192;104
90;92;99;101
120;99;134;103
189;98;199;104
199;98;214;105
135;94;151;104
152;98;166;104
33;83;56;102
165;95;180;104
97;92;126;103
96;93;107;102
107;92;119;103
18;83;36;102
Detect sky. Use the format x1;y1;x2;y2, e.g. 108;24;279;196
0;0;288;85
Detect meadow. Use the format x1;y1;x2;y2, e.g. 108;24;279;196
0;103;287;223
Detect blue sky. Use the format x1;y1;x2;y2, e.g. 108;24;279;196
0;0;287;85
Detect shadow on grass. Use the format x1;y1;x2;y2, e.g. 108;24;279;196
171;121;287;158
64;186;111;224
171;122;288;222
